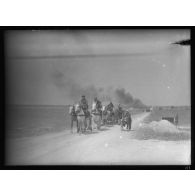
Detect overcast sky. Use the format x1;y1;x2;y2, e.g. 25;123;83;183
5;29;190;106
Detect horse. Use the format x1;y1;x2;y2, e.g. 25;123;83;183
84;109;92;131
101;105;107;125
114;108;123;125
105;106;115;125
69;105;78;133
75;103;86;134
121;110;132;131
91;102;102;130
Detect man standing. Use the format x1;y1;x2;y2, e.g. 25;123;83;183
118;104;123;112
107;101;114;112
79;95;92;130
118;104;123;121
79;95;88;114
122;110;132;130
128;112;132;130
94;97;102;113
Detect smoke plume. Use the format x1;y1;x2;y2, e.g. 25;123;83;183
52;70;146;108
114;88;146;108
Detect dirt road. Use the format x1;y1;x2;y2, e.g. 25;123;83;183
6;112;190;165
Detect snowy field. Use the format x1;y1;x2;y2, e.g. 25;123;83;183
6;106;191;165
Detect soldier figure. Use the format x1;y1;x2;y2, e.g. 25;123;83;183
107;101;114;112
79;95;88;114
94;97;102;113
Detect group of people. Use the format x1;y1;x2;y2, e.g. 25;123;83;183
77;95;114;116
69;95;132;131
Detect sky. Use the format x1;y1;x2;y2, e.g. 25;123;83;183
5;29;190;106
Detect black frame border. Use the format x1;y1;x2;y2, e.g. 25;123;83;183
0;26;194;170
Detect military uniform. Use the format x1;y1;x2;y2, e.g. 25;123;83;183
118;105;123;120
96;100;102;110
107;102;114;112
79;97;88;110
122;111;132;130
118;105;123;112
92;98;102;117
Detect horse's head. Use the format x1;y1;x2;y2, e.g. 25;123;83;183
75;103;85;115
85;110;91;117
92;101;102;115
92;102;97;110
69;105;74;114
101;105;107;115
75;103;81;112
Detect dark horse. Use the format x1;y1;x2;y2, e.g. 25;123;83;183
114;107;123;125
105;105;115;125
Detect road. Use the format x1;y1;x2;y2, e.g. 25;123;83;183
6;112;190;165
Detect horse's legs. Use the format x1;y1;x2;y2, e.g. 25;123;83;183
92;116;96;130
97;117;100;130
97;115;101;130
127;121;129;130
81;118;84;134
89;117;92;131
102;115;105;125
84;118;87;130
106;115;108;124
121;120;123;130
129;120;131;130
91;116;94;130
82;117;86;134
78;120;82;135
76;119;79;132
77;120;79;133
118;118;120;125
77;117;84;134
86;117;91;131
70;118;73;133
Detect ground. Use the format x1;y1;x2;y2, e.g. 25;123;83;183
6;113;190;165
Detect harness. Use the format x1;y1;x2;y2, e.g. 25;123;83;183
69;107;77;116
71;112;77;116
76;105;90;118
80;99;88;111
92;108;101;115
77;114;85;116
107;104;114;112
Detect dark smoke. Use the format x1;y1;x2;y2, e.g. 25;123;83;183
114;88;146;108
52;70;105;103
114;88;133;105
52;70;146;108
